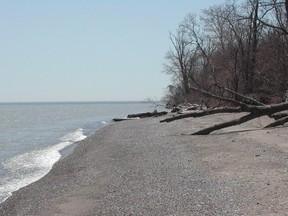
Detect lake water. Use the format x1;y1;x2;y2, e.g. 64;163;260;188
0;101;160;203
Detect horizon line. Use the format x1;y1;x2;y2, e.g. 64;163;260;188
0;100;162;104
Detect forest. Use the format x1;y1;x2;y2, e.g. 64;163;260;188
161;0;288;134
163;0;288;107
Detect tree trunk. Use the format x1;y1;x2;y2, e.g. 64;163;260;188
192;112;262;135
162;101;288;135
285;0;288;23
160;107;242;123
127;111;168;118
264;116;288;128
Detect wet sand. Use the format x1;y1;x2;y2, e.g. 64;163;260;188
1;113;288;215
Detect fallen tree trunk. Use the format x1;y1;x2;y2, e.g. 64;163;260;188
162;101;288;135
114;111;168;122
160;107;242;123
190;86;249;108
191;102;288;134
192;113;263;135
213;83;265;106
162;83;288;135
127;111;168;118
113;117;139;122
264;116;288;128
271;112;288;120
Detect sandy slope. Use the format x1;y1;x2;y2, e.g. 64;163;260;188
1;113;288;216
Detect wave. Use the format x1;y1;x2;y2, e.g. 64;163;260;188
0;128;87;203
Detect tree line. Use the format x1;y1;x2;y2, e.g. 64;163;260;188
163;0;288;108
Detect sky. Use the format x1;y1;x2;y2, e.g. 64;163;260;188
0;0;225;102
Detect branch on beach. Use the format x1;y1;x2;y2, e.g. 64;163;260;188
192;112;262;135
189;102;288;134
113;117;140;122
160;107;242;123
263;116;288;128
271;112;288;120
114;111;168;122
127;111;168;118
162;85;288;135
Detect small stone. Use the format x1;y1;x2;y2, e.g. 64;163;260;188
255;154;261;157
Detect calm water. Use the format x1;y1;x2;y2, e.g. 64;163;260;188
0;101;159;203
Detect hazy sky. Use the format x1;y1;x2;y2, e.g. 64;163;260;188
1;0;225;102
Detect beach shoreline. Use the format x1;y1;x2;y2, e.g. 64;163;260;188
1;113;288;215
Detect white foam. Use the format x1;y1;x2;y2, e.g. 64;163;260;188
0;128;87;203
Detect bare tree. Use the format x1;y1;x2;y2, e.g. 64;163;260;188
161;0;288;135
163;0;288;106
163;15;214;105
201;2;245;94
257;0;288;34
163;27;192;99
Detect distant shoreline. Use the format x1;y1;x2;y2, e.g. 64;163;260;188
0;100;149;105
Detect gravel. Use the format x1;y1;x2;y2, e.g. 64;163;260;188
1;114;288;215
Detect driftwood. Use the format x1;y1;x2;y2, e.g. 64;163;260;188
192;113;263;135
113;117;140;122
162;85;288;135
194;102;288;134
264;116;288;128
127;111;167;118
170;104;206;113
271;111;288;120
114;111;168;122
160;107;242;123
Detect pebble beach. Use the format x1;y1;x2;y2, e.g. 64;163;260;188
1;113;288;215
